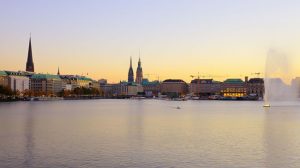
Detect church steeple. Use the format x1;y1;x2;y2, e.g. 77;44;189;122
128;57;134;83
57;67;60;75
26;36;34;72
135;50;143;84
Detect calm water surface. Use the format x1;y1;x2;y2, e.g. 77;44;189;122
0;100;300;168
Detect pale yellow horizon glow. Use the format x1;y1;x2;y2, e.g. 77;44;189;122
1;1;300;83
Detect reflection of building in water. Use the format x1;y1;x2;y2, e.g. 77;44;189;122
263;108;300;168
221;79;247;98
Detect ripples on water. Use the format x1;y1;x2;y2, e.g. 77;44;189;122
0;100;300;168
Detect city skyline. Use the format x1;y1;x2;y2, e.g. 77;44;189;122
1;0;300;82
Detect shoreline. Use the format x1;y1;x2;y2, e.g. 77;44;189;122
0;96;264;102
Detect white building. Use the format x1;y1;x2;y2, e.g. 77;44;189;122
5;71;30;93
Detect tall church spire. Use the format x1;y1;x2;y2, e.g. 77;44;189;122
128;57;134;83
26;35;34;72
57;67;60;75
135;50;143;84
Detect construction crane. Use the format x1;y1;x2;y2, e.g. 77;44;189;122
145;73;160;81
251;72;262;78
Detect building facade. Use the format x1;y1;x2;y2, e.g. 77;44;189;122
189;79;221;97
60;75;92;90
0;71;8;87
221;79;247;98
142;79;160;97
5;71;30;93
115;82;143;96
247;78;264;98
30;74;62;95
160;79;188;97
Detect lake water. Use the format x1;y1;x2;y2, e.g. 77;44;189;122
0;100;300;168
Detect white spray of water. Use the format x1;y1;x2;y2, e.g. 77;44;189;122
264;49;299;106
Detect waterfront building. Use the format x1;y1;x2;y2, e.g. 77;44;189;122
221;78;247;98
100;83;114;97
117;81;143;96
0;71;8;87
91;80;100;90
189;79;221;97
135;57;143;84
26;37;35;72
160;79;188;97
30;74;63;95
60;75;93;90
5;71;30;93
247;78;264;98
98;79;108;85
128;57;134;83
142;79;160;97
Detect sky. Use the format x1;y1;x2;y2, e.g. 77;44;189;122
0;0;300;83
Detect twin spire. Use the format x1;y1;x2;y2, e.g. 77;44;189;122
128;51;143;84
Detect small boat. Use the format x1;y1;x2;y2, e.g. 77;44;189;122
176;106;181;109
263;104;271;107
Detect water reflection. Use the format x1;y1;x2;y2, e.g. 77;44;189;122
264;106;300;168
23;103;35;168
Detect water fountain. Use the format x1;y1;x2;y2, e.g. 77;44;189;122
264;49;299;107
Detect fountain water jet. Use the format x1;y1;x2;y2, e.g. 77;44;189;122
264;49;299;107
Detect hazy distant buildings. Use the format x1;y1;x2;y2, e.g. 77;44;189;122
160;79;188;97
292;77;300;97
26;37;35;72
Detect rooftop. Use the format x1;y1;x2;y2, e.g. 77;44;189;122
163;79;186;83
31;74;61;80
5;71;28;76
223;79;244;84
142;78;160;86
60;75;93;81
0;71;7;76
248;78;264;83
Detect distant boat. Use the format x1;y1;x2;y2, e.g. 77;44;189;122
176;106;181;109
263;104;271;107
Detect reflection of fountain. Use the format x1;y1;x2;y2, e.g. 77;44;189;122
263;107;300;167
264;49;299;107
